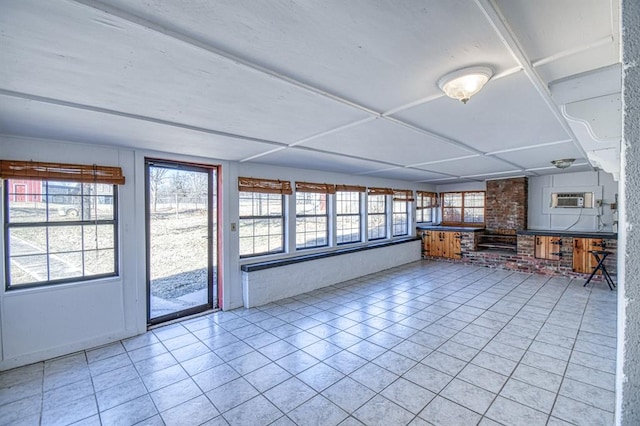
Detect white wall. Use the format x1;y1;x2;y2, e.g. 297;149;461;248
243;240;421;307
528;170;618;232
0;136;140;370
0;135;434;369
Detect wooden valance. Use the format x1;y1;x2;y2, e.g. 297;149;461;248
368;187;394;195
336;184;366;192
238;177;292;195
295;181;336;194
417;191;438;208
393;189;415;202
0;160;125;185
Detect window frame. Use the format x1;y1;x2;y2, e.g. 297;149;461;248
392;189;413;237
367;190;390;241
416;191;437;223
3;179;119;290
336;189;362;245
295;182;334;250
441;191;486;226
238;191;285;258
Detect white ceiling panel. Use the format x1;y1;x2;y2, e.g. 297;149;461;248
105;0;519;112
0;96;277;160
394;71;571;153
535;42;621;84
415;156;518;177
249;148;392;176
491;142;585;170
300;119;474;166
0;0;369;144
495;0;617;65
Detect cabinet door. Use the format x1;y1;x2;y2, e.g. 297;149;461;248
451;232;462;259
547;237;562;260
573;238;589;273
436;232;449;257
588;238;604;273
535;236;548;259
423;231;431;256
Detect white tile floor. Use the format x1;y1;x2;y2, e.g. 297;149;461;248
0;261;617;426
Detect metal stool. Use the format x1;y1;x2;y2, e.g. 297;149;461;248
584;250;615;290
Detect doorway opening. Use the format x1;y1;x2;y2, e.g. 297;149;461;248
145;159;220;325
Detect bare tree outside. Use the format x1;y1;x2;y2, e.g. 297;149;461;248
149;167;168;213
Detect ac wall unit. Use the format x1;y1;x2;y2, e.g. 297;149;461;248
550;192;593;208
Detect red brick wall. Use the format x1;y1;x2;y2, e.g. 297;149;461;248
485;177;528;234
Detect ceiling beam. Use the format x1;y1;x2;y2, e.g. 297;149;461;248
0;89;286;148
474;0;590;161
531;35;614;68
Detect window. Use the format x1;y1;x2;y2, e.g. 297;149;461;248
392;189;413;237
416;191;437;223
238;177;291;257
4;179;118;288
336;185;364;244
1;160;124;289
239;192;284;256
368;187;392;240
442;191;485;225
296;182;334;249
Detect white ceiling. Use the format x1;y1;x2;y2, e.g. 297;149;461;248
0;0;621;183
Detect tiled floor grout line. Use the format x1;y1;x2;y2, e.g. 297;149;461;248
545;278;617;425
425;272;561;424
0;261;617;426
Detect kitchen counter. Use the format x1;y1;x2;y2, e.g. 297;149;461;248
517;229;617;239
416;225;485;232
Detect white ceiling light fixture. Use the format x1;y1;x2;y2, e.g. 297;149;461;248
550;158;575;169
438;66;494;104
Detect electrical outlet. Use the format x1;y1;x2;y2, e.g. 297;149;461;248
596;199;603;207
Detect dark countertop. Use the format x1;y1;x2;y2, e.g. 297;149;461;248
517;229;617;239
416;225;485;233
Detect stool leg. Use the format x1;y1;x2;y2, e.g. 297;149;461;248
584;261;600;287
601;265;615;290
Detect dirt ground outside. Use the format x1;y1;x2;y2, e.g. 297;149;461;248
149;207;217;299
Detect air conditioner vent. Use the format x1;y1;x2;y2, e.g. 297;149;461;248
551;192;593;208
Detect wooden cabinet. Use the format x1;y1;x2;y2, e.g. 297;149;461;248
573;238;605;273
534;236;562;260
422;231;461;259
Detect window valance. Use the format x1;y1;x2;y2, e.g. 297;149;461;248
0;160;125;185
238;177;292;195
295;181;336;194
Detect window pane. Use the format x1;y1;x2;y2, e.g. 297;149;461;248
464;208;484;223
337;215;361;244
5;179;118;288
9;254;48;285
464;192;485;207
9;227;46;256
83;225;115;250
49;226;82;254
84;249;115;275
48;252;83;281
443;193;462;207
443;207;462;222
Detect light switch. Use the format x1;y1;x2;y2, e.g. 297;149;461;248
231;222;237;232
